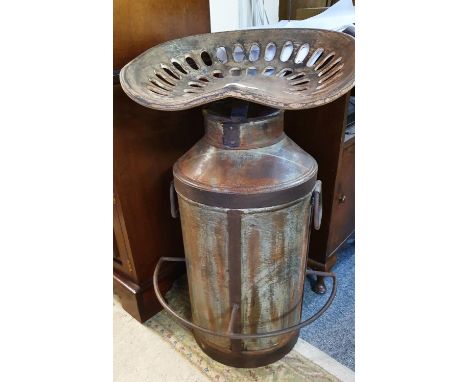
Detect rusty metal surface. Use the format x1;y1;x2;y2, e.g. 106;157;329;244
166;102;327;367
173;102;318;198
178;196;311;356
120;28;355;111
153;256;337;340
178;197;231;350
152;246;338;368
227;210;242;354
205;102;284;149
193;330;299;368
240;196;311;351
173;176;316;209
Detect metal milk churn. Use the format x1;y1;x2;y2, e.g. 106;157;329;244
119;26;354;369
153;101;336;367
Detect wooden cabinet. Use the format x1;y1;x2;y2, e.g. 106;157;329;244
113;0;211;70
113;83;206;322
113;191;135;277
328;137;355;254
113;0;210;322
279;0;333;20
284;92;355;293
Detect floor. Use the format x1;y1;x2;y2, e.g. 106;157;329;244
300;236;355;370
114;238;355;380
114;294;354;382
114;297;208;382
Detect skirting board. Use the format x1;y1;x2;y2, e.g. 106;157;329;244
294;338;355;382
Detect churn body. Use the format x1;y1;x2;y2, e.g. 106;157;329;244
173;102;318;367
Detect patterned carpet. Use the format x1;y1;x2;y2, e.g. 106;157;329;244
300;236;355;370
145;279;343;382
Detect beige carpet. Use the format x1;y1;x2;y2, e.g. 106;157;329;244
114;280;354;382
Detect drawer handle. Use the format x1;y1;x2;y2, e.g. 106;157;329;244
338;194;346;204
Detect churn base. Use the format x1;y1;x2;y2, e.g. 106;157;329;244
193;331;300;368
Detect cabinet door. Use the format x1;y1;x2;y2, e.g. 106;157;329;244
328;139;355;253
113;191;135;278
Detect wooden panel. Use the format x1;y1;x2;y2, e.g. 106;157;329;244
113;232;121;264
296;7;328;19
328;138;355;252
113;190;135;276
113;0;210;321
113;0;211;69
114;84;205;284
114;269;176;322
279;0;329;20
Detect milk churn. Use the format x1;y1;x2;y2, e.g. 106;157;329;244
119;27;354;369
153;101;336;367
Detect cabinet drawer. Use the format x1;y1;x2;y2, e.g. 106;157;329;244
328;138;355;253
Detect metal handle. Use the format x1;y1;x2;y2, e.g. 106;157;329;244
169;180;179;218
313;180;323;230
153;256;336;339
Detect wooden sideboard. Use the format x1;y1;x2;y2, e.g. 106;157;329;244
278;2;356;292
284;92;355;293
113;0;210;322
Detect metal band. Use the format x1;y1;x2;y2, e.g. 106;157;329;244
227;210;242;353
173;175;317;209
193;331;299;368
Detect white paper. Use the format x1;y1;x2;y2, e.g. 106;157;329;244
245;0;355;32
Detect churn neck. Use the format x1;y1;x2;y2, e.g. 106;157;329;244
202;101;285;149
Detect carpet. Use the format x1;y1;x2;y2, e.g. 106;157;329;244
300;236;355;370
139;278;352;382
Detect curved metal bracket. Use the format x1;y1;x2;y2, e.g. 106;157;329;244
153;256;336;339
